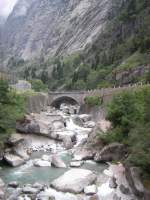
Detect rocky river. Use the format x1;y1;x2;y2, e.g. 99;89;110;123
0;103;143;200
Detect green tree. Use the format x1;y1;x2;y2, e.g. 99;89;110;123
0;80;25;146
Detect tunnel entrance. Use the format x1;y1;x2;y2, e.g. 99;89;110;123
51;96;79;109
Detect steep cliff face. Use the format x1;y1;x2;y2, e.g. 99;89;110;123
1;0;112;61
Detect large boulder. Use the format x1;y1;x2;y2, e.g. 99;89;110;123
7;133;24;145
4;153;25;167
51;169;97;193
16;118;40;134
51;154;66;168
73;148;95;161
13;143;30;161
50;130;76;142
34;159;51;167
94;143;126;162
125;167;144;197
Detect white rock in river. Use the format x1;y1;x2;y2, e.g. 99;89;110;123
42;155;52;162
4;153;25;167
51;154;66;168
70;161;83;167
34;159;51;167
84;184;98;195
51;169;97;193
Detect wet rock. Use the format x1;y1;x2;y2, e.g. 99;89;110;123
51;169;97;193
42;155;52;162
51;154;66;168
7;133;24;145
70;161;84;167
52;120;65;130
36;191;55;200
13;143;30;161
34;159;51;167
22;186;39;194
73;149;95;161
7;188;22;200
32;183;44;190
63;136;73;150
0;179;5;188
89;194;100;200
113;194;121;200
94;143;126;162
109;177;118;189
50;130;76;142
16;118;40;135
84;121;96;128
4;153;25;167
8;181;19;188
119;184;130;194
125;167;144;197
84;185;97;195
79;114;92;122
0;189;5;200
72;116;84;127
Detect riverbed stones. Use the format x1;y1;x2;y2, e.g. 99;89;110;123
4;153;25;167
94;143;126;162
51;154;66;168
51;169;97;193
84;185;97;195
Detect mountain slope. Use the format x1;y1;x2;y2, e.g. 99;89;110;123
1;0;112;60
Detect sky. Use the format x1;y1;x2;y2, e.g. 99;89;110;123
0;0;18;17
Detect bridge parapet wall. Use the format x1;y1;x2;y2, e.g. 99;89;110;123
48;83;150;106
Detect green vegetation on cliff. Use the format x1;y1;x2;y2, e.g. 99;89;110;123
0;80;25;146
101;85;150;176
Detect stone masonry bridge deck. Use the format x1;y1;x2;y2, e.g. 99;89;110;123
49;83;149;107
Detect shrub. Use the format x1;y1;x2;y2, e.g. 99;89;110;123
0;80;25;146
29;79;48;92
84;96;102;107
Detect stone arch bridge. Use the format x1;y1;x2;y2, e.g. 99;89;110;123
48;84;147;108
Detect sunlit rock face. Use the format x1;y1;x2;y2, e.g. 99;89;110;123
1;0;112;60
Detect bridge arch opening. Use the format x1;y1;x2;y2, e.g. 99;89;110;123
51;96;79;109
